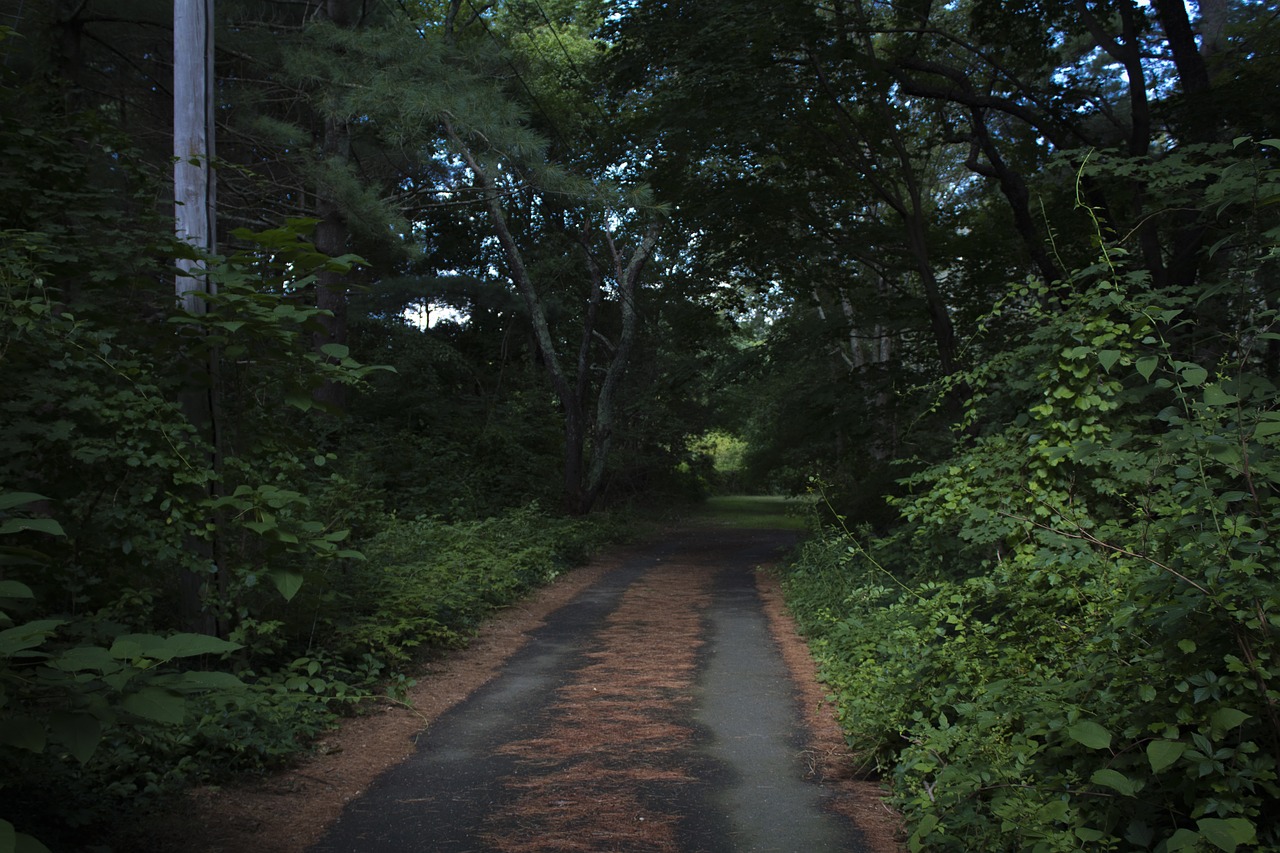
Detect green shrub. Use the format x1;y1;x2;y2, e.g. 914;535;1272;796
285;504;623;668
784;163;1280;850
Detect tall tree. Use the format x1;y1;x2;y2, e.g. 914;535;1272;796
440;0;665;512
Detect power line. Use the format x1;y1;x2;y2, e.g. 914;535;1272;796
527;0;610;124
462;0;576;153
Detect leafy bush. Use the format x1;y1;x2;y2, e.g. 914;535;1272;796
286;504;623;668
783;147;1280;852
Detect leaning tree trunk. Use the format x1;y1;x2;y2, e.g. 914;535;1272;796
444;119;660;514
582;227;660;512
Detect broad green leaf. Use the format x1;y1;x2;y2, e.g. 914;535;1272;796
155;671;246;691
1126;819;1154;847
157;633;241;659
1136;356;1159;380
284;391;313;411
320;342;350;359
1197;818;1256;852
1204;385;1238;406
1098;350;1122;372
121;686;185;725
1211;708;1251;731
1147;739;1186;773
1090;768;1136;796
909;813;939;853
1180;365;1209;386
52;645;118;674
1068;720;1112;750
0;619;64;655
0;716;45;753
0;581;33;599
270;568;304;601
108;635;146;660
1254;420;1280;438
1166;829;1201;851
110;632;239;662
1039;799;1068;821
1075;827;1106;841
1208;440;1239;461
0;518;65;537
0;493;48;511
49;712;101;764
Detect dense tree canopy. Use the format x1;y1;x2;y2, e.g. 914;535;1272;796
1;0;1278;849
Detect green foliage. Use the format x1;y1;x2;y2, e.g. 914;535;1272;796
0;486;250;847
340;308;566;519
783;146;1280;851
685;431;749;494
0;63;638;848
0;94;385;844
284;504;622;667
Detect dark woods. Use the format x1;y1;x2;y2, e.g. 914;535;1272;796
1;1;1278;850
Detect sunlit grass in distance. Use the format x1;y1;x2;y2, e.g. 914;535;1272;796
692;495;812;530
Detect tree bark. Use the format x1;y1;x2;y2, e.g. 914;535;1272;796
444;118;660;513
582;226;660;511
1152;0;1212;96
808;51;961;376
311;2;358;412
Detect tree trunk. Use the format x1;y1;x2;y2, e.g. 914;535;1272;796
582;226;660;511
562;401;588;515
313;194;350;412
444;119;660;514
311;4;357;412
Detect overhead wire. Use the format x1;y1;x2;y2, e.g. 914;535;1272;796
461;0;575;153
461;0;614;149
526;0;611;124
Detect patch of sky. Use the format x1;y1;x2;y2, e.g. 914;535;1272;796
403;301;470;330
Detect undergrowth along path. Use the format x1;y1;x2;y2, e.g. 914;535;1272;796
148;508;901;852
311;525;891;853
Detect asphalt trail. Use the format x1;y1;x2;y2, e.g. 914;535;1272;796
311;529;868;853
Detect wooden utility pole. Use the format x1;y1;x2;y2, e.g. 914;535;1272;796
174;0;220;635
174;0;215;309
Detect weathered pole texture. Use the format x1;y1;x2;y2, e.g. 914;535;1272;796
174;0;215;309
174;0;221;636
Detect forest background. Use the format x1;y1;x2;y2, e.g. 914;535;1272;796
1;1;1278;851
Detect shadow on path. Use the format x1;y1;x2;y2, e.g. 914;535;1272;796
312;529;868;853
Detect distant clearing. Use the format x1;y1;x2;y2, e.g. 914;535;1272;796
692;495;811;530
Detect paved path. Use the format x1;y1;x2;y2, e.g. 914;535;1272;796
311;529;868;853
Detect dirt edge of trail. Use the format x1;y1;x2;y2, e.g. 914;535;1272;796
754;568;905;851
144;535;905;853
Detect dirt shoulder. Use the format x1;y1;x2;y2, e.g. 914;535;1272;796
145;530;903;853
